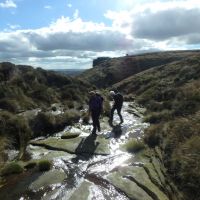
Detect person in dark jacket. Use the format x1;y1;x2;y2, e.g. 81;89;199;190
95;90;104;114
109;90;124;125
88;91;103;135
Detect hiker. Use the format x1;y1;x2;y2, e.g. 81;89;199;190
88;91;103;135
95;90;104;114
109;90;124;125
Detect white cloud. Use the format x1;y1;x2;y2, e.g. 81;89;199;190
1;0;200;69
0;15;134;69
0;0;17;8
132;8;200;40
73;9;79;19
23;15;133;52
44;5;52;9
67;3;72;8
105;0;200;45
104;10;132;37
7;24;21;30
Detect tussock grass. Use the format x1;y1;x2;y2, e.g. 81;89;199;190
1;162;23;176
30;110;81;137
123;139;145;153
144;110;173;124
171;135;200;199
24;161;37;169
0;111;32;159
82;112;90;124
103;99;111;117
144;124;161;148
38;160;51;171
113;54;200;199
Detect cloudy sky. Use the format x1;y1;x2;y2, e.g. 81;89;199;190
0;0;200;69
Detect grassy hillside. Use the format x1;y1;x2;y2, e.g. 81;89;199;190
0;62;90;112
0;62;92;163
114;55;200;200
79;50;200;88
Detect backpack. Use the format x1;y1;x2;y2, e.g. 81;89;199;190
89;95;103;111
115;93;123;105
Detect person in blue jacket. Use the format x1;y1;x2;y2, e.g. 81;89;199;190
88;91;104;135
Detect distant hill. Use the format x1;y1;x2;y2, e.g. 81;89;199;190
53;69;86;77
0;62;91;113
79;50;200;88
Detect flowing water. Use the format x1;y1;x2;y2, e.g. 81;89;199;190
1;102;179;200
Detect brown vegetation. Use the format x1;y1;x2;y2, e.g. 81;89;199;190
113;54;200;200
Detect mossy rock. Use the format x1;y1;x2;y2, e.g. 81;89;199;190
61;132;80;139
0;162;23;176
38;160;51;171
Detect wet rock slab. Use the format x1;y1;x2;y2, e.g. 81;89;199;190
61;131;80;139
30;135;110;155
107;167;168;200
29;169;66;191
69;180;92;200
106;153;169;200
1;102;181;200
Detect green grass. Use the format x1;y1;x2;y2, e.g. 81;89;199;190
144;124;161;148
82;112;90;124
1;162;23;176
24;161;37;169
38;160;51;171
103;98;111;117
144;110;173;124
123;139;145;153
170;135;200;199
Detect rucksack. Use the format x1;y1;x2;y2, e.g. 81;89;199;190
90;95;102;110
115;93;123;105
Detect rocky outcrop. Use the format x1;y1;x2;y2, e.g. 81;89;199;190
93;57;111;67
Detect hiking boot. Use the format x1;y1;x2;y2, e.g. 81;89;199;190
92;128;97;135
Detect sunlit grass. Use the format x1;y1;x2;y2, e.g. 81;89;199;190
123;139;145;153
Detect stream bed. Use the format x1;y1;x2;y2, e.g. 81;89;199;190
0;102;181;200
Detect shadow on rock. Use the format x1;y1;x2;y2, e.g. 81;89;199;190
112;125;123;138
105;124;123;139
72;134;99;162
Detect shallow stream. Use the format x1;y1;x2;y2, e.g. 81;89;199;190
0;102;178;200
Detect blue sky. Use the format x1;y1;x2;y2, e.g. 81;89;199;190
0;0;200;69
0;0;116;29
